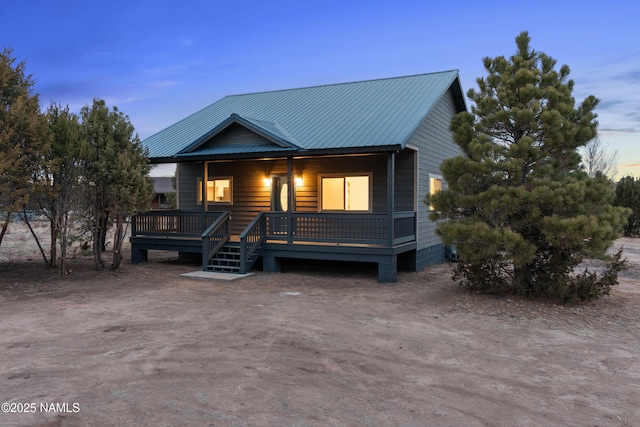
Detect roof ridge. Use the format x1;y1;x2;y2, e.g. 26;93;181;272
224;70;459;98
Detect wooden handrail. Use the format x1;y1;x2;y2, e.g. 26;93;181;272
239;212;266;273
132;211;223;237
201;212;231;269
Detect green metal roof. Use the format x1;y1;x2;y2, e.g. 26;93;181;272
143;70;465;161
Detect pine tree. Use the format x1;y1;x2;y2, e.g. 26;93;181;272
37;103;86;272
0;48;50;249
429;32;630;302
614;176;640;236
80;99;153;270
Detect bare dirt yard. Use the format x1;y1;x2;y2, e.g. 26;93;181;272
0;222;639;427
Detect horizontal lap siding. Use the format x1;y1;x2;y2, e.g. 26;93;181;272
179;155;396;234
406;88;463;262
208;160;282;235
395;149;416;212
204;123;273;147
177;162;202;212
295;155;388;213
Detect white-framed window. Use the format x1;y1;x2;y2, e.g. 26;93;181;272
429;175;443;210
197;177;232;204
319;174;371;212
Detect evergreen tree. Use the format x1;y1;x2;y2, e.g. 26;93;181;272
614;176;640;236
80;99;153;270
429;32;630;302
0;48;50;248
37;103;86;272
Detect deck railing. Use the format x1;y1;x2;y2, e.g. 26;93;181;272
261;211;416;245
133;210;416;246
133;210;417;272
393;211;417;245
132;211;222;237
201;212;231;269
238;212;267;273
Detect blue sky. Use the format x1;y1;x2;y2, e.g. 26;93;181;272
4;0;639;177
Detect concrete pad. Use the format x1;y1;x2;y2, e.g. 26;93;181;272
180;271;254;281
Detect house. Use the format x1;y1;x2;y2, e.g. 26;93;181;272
131;71;466;282
150;176;174;209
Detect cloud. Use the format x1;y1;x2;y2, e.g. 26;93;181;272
597;99;625;110
621;163;640;168
599;128;639;134
149;80;180;89
619;69;640;82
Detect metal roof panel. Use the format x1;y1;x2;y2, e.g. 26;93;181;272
143;70;463;159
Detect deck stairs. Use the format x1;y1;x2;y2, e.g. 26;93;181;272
206;242;241;273
205;241;261;273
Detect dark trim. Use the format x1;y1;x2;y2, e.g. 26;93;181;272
179;114;301;155
387;152;395;246
261;242;414;283
150;145;404;164
451;76;468;113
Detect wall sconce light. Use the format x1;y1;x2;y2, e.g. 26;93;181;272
263;177;272;186
295;176;303;186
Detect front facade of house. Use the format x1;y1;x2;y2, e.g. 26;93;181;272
132;71;466;282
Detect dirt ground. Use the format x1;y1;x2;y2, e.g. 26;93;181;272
0;222;639;427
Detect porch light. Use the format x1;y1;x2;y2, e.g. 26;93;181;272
295;176;303;186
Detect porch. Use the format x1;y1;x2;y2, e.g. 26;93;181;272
130;210;417;282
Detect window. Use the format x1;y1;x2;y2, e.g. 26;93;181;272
320;174;370;211
197;177;232;204
429;176;442;210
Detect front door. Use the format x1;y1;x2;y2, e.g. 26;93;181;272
271;175;294;212
271;175;294;235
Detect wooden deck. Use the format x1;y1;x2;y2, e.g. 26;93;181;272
131;210;417;281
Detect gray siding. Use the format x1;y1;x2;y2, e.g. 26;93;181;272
406;88;463;251
416;244;445;270
203;123;273;147
394;148;416;212
177;162;202;212
177;154;403;235
207;159;277;234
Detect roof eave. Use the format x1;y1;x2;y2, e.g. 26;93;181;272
156;144;403;163
177;114;300;155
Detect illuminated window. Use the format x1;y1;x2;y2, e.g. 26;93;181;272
197;177;232;204
429;176;442;210
320;175;370;211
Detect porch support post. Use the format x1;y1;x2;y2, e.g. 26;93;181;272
387;152;395;247
201;161;208;217
287;156;294;244
201;161;207;270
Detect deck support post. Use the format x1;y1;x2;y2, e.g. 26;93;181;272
131;246;148;264
377;255;397;283
263;254;281;273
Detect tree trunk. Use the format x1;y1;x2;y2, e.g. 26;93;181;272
0;215;10;248
49;216;58;269
93;209;105;270
23;208;49;267
100;210;110;252
60;211;69;274
513;263;534;295
111;214;127;270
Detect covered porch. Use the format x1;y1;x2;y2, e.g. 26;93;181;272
130;209;416;282
132;150;418;282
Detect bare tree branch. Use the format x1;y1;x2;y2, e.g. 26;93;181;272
582;137;618;179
